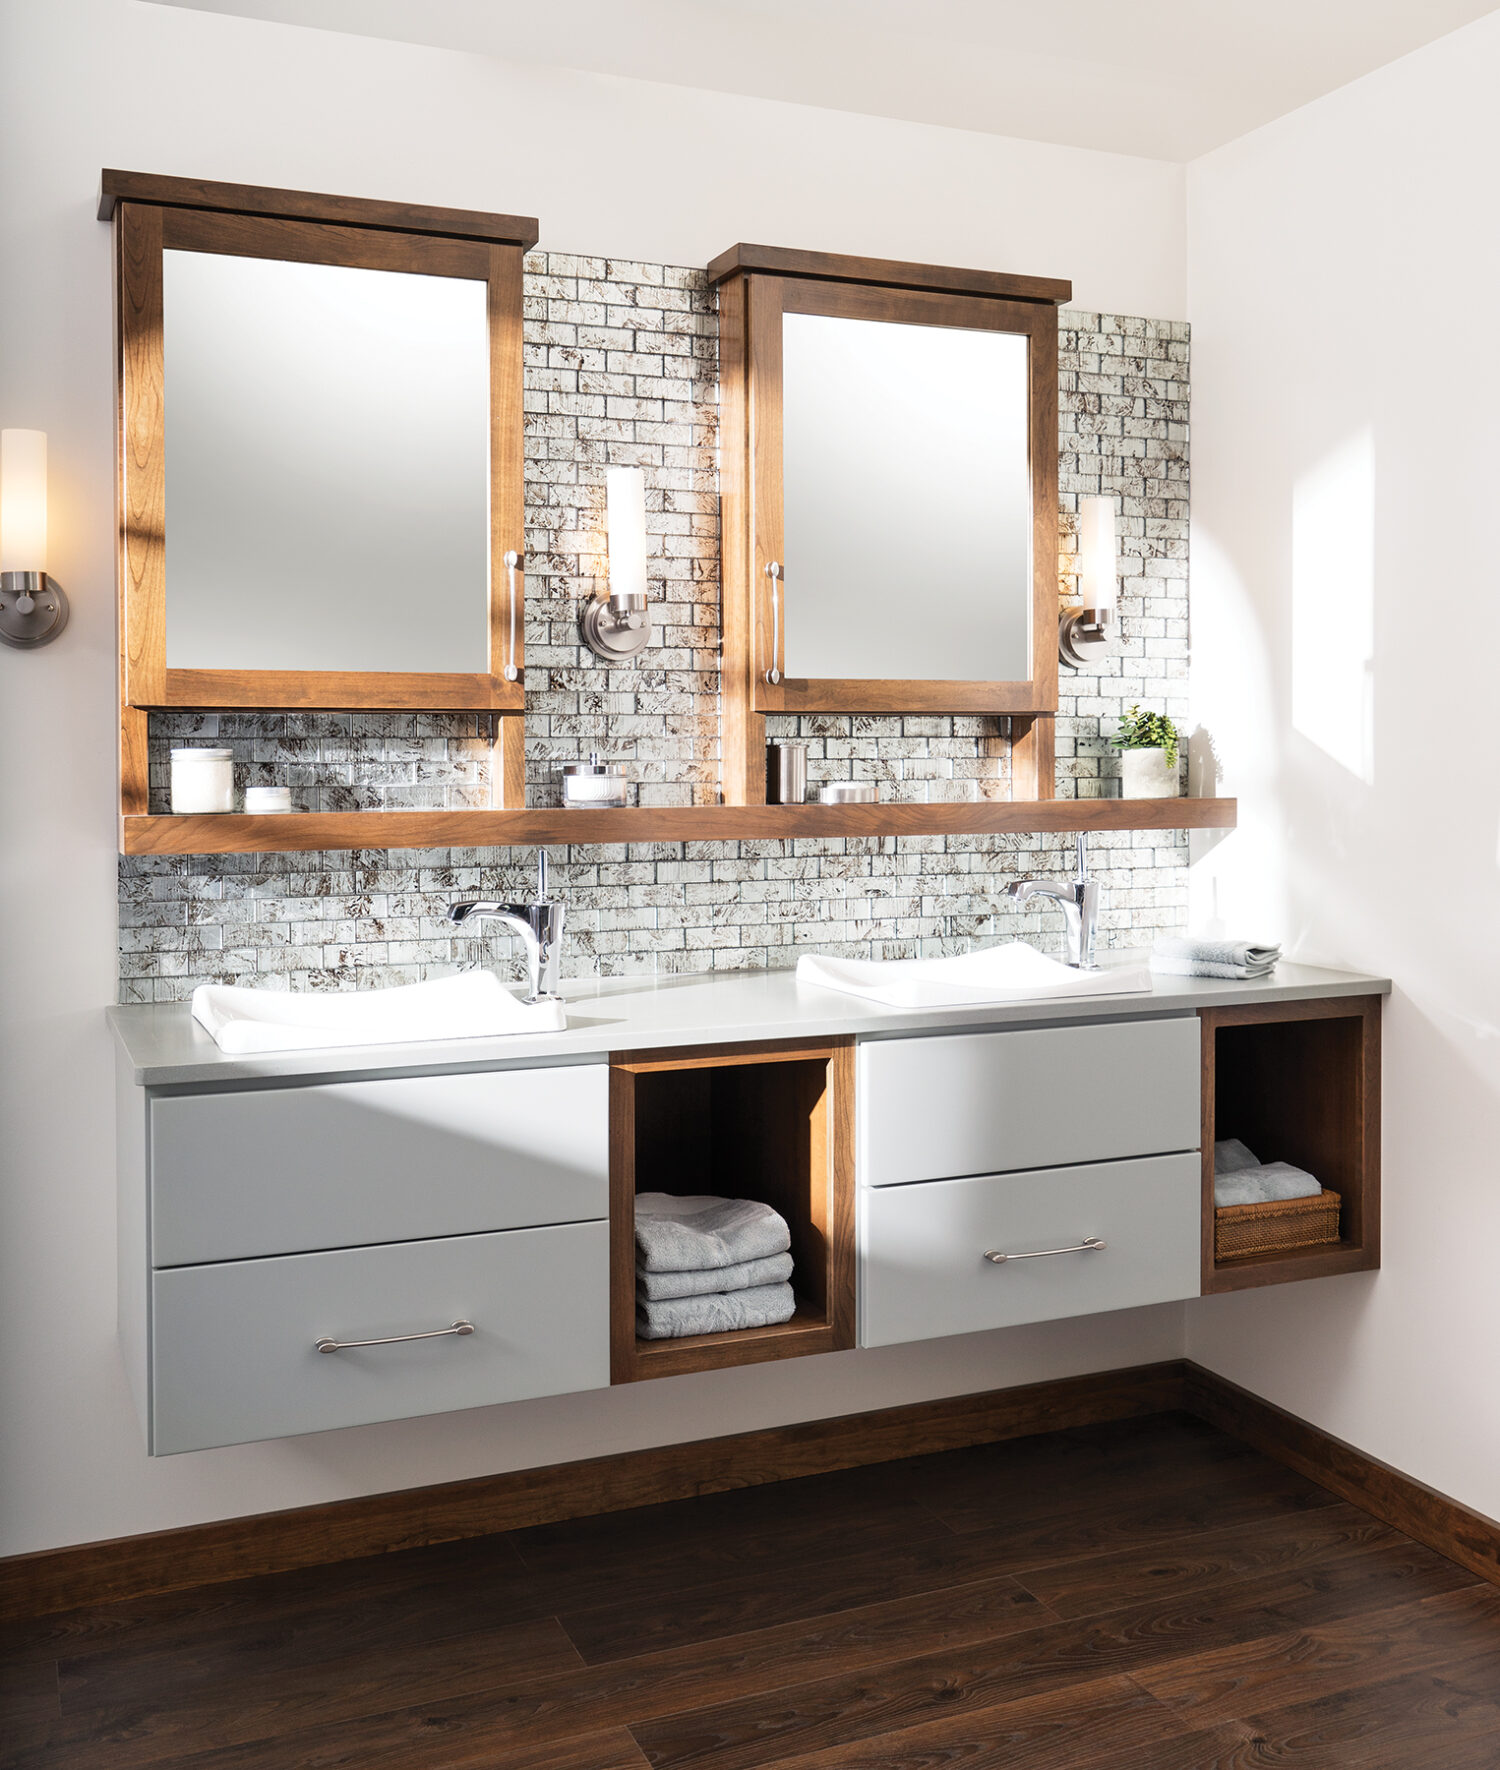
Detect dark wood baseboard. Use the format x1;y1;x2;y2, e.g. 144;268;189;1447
1184;1362;1500;1590
0;1361;1185;1622
10;1358;1497;1623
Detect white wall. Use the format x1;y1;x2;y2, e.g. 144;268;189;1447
0;0;1186;1556
1185;13;1500;1519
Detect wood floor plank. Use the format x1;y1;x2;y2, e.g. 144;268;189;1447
1134;1581;1500;1725
627;1600;1289;1770
11;1614;580;1770
509;1456;945;1578
1219;1657;1500;1770
559;1458;1344;1667
912;1413;1271;1536
46;1545;547;1713
0;1656;62;1755
1012;1502;1396;1621
56;1574;1053;1770
0;1527;525;1669
160;1723;653;1770
627;1538;1480;1770
722;1674;1224;1770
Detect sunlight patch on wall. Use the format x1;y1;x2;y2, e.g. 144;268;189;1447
1292;428;1375;783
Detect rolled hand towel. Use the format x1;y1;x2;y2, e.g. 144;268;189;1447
636;1281;797;1340
1151;935;1281;981
1214;1138;1261;1175
634;1193;792;1273
1214;1161;1323;1209
637;1250;794;1302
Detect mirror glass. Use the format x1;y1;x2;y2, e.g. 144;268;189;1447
162;250;491;674
780;313;1032;682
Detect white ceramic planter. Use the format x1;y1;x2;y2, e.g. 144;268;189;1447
1121;746;1179;799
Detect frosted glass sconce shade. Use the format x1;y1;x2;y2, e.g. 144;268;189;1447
581;465;653;659
1;428;47;572
606;466;647;602
1059;495;1117;669
1077;496;1118;611
0;428;68;648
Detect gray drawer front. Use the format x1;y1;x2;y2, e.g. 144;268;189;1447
858;1017;1200;1185
860;1153;1201;1346
151;1064;608;1265
151;1220;609;1453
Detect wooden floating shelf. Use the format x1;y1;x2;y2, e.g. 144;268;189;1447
120;798;1237;856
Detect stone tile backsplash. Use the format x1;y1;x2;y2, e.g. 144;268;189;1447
122;256;1190;1001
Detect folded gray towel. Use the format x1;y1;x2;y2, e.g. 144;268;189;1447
1214;1138;1261;1175
637;1250;794;1301
634;1193;792;1273
1151;935;1281;981
635;1281;797;1340
1214;1161;1324;1209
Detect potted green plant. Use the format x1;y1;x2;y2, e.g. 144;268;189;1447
1110;705;1181;799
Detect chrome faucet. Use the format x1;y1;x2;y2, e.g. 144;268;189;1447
446;850;564;1002
1003;832;1100;970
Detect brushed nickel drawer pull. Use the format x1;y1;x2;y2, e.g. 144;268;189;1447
315;1320;475;1354
983;1237;1106;1265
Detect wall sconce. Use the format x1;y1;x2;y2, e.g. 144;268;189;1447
0;430;68;649
580;466;653;660
1058;495;1116;668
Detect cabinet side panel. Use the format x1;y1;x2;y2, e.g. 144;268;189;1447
116;1052;151;1448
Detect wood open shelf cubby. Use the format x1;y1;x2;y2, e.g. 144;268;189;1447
608;1039;855;1382
1199;997;1382;1294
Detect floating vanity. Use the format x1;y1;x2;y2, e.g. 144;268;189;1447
110;962;1385;1455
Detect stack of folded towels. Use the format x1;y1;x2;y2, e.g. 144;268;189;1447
1213;1139;1323;1209
635;1193;797;1340
1151;935;1282;981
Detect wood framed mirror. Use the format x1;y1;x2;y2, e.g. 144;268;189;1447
712;245;1069;803
103;172;537;814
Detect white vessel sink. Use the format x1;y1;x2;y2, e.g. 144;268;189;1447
795;941;1152;1010
190;970;566;1055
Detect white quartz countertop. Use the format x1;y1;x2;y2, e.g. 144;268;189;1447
107;956;1391;1089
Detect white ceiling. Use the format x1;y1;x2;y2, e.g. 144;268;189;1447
153;0;1497;161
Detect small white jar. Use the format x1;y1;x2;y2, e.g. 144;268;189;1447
170;747;234;814
561;754;627;808
243;785;293;815
1121;746;1179;799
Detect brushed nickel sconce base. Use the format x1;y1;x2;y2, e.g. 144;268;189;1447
580;593;652;660
1059;605;1111;669
0;571;68;648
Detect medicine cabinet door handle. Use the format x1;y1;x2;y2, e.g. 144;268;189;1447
765;560;783;685
983;1237;1106;1265
503;551;521;682
315;1320;475;1354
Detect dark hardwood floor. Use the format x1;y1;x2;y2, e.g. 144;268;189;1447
5;1410;1500;1768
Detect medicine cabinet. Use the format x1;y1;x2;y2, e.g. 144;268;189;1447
103;171;536;817
711;244;1071;804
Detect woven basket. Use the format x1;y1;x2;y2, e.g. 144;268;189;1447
1215;1189;1342;1262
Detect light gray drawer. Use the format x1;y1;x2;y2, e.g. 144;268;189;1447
859;1153;1200;1346
858;1017;1200;1185
150;1219;609;1453
150;1064;608;1265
